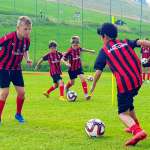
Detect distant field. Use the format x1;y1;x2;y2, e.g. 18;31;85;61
0;72;149;150
0;0;150;71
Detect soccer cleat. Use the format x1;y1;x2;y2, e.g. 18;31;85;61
59;96;67;101
15;114;24;123
125;130;147;146
85;94;91;100
43;92;49;98
124;127;132;134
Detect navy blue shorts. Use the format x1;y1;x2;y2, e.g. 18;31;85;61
142;62;150;68
68;68;84;80
51;74;62;83
117;87;140;114
0;70;24;88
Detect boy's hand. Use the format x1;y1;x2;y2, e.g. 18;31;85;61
27;59;32;67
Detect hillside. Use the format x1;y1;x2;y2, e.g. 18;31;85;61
48;0;150;21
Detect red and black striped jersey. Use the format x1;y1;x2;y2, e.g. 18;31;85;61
43;51;63;76
63;47;83;71
95;39;142;94
141;47;150;62
0;31;30;70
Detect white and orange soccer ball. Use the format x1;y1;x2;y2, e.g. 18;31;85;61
85;119;105;137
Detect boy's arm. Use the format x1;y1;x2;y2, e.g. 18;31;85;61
90;49;106;95
24;51;32;66
61;59;71;67
90;70;102;94
82;48;95;53
35;58;44;70
137;40;150;47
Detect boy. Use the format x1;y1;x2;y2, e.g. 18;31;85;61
35;41;69;101
141;44;150;83
63;36;95;100
90;23;150;146
0;16;32;123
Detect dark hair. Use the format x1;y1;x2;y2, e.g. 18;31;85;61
48;41;57;48
97;23;118;39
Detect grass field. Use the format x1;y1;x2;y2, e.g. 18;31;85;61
0;72;149;150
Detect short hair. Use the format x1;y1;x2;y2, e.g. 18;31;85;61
70;35;80;44
97;23;118;39
17;16;32;27
48;40;57;48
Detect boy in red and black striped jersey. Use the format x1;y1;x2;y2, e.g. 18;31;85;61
35;41;69;101
0;16;32;124
141;44;150;82
90;23;150;146
63;36;95;100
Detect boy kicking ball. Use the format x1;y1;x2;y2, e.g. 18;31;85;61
63;36;95;100
90;23;150;146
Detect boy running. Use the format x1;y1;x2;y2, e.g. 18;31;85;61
141;45;150;83
63;36;95;100
0;16;32;123
35;41;69;101
90;23;150;146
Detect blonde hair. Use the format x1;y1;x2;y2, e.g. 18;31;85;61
70;35;80;44
17;16;32;27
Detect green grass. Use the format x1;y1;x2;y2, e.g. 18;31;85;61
0;72;150;150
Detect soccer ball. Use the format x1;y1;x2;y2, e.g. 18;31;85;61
87;76;94;82
67;90;77;102
85;119;105;137
141;58;148;64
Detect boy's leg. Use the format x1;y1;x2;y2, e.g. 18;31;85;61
46;83;58;95
58;80;64;97
118;93;147;146
14;86;25;123
0;70;10;123
147;67;150;81
142;67;146;81
11;70;25;123
65;79;75;92
79;74;90;100
0;88;9;123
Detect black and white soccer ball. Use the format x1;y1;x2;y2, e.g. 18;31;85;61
67;90;77;102
85;119;105;137
87;76;94;82
141;58;148;64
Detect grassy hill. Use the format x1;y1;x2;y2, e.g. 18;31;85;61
0;0;150;71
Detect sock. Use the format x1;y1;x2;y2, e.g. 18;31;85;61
0;100;5;121
143;73;146;81
59;85;64;96
47;86;56;94
147;73;150;80
16;96;24;115
82;81;88;95
66;81;72;90
130;124;142;135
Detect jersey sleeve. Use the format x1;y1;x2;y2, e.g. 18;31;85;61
0;32;13;46
94;49;107;71
126;39;140;49
42;53;49;61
